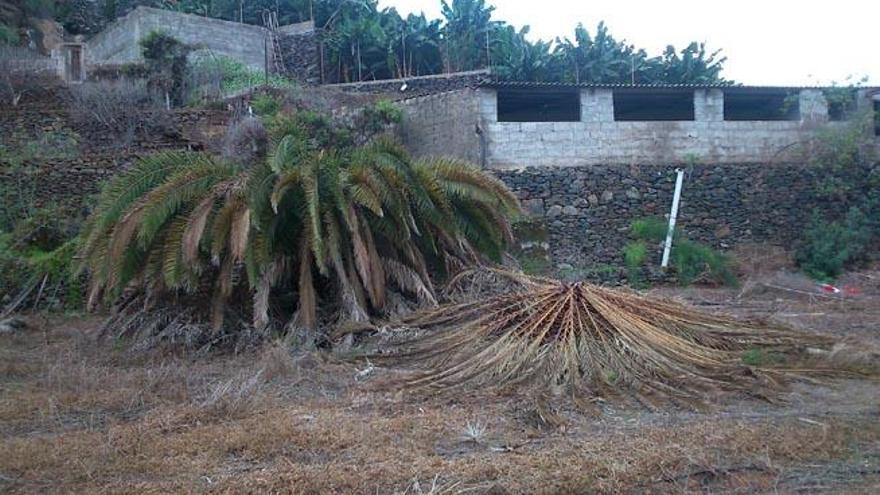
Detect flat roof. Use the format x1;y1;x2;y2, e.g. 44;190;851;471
481;80;879;94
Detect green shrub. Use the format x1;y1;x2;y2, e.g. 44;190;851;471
623;240;647;283
672;239;737;286
0;233;31;299
791;110;879;281
0;23;18;45
359;99;403;134
0;215;82;311
630;216;667;241
140;30;191;107
187;56;297;101
250;94;281;116
795;208;873;281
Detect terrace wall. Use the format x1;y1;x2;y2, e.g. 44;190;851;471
0;87;227;213
497;163;834;270
326;70;491;99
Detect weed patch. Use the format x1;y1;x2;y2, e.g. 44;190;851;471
624;216;736;286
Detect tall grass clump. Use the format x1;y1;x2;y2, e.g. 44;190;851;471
624;216;736;286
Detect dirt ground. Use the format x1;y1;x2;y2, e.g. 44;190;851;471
1;270;879;494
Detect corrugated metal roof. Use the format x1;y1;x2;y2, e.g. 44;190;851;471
480;80;878;91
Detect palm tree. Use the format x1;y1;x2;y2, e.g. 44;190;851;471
76;110;520;342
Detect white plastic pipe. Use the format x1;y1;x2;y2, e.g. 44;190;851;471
661;168;685;268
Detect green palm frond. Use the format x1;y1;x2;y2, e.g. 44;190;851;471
136;159;236;250
78;151;197;264
419;157;520;213
161;216;192;290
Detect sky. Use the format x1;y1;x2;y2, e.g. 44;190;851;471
379;0;879;86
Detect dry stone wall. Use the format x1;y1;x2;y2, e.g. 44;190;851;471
495;163;831;268
1;87;226;213
278;29;321;83
326;70;490;99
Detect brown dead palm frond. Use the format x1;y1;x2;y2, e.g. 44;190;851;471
386;275;842;407
440;265;549;302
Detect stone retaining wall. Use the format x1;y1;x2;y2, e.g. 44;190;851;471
1;88;227;213
326;70;490;99
278;28;321;83
495;163;832;268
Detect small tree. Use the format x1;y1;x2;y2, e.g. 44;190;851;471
140;30;191;108
0;46;35;107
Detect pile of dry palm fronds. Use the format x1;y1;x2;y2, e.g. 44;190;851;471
385;269;841;407
440;262;543;303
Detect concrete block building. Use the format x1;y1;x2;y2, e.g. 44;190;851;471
398;81;880;168
53;7;319;83
395;81;879;267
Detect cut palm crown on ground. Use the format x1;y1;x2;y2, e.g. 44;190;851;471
76;111;520;340
388;269;843;406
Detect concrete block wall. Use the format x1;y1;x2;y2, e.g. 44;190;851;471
397;89;483;165
86;7;304;70
484;119;848;168
694;89;724;122
581;89;614;122
480;88;855;168
5;51;63;79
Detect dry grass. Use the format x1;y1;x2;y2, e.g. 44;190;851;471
1;275;879;493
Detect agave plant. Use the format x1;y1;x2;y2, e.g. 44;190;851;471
387;268;839;409
76;112;520;341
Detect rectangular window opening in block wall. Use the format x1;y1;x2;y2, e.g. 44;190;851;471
612;91;695;121
873;100;879;136
827;90;858;121
724;91;799;121
497;89;580;122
